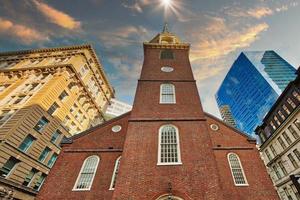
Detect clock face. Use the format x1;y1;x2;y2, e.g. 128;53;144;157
161;66;174;72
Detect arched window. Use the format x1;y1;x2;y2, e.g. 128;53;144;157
109;156;121;190
158;125;181;165
160;84;176;104
160;49;174;59
73;155;99;190
227;153;248;186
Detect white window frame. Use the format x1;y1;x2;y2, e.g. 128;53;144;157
227;153;248;186
159;83;176;104
157;125;182;166
72;155;99;191
109;156;121;190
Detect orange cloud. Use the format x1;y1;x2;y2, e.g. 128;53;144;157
247;7;273;19
190;23;269;61
33;0;81;30
0;17;48;44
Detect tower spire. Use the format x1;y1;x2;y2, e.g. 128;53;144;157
162;22;169;33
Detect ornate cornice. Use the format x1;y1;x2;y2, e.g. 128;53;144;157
143;43;190;49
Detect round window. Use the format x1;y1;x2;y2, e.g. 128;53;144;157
161;66;174;72
210;124;219;131
112;125;122;133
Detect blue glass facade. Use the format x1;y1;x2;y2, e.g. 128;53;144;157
215;51;296;135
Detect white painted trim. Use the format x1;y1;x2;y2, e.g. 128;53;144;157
157;125;182;165
5;161;19;179
109;156;121;190
72;155;100;191
159;84;176;104
227;153;249;186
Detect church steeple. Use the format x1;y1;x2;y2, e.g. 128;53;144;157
162;22;169;33
148;23;183;44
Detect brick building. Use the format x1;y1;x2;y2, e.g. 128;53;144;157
37;25;279;200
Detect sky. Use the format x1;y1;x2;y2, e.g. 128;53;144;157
0;0;300;118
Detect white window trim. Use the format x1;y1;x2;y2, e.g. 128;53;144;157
157;125;182;166
72;155;100;191
159;84;176;104
227;153;249;186
109;156;121;190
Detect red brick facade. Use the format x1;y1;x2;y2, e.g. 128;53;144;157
37;29;279;200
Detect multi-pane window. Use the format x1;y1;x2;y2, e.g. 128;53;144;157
278;161;287;175
158;125;181;165
47;102;59;115
33;174;46;191
278;110;285;120
277;137;287;150
73;155;99;190
293;149;300;162
33;117;49;132
50;130;62;144
270;121;276;130
294;119;300;131
160;84;175;104
283;187;293;200
274;116;281;126
59;90;68;101
13;95;26;104
292;90;300;102
160;49;174;59
0;157;19;178
109;156;121;190
291;184;300;199
19;134;35;152
282;132;292;145
23;168;37;186
283;104;291;115
265;149;272;161
288;125;299;140
47;153;58;168
38;147;51;162
287;98;296;109
273;164;282;179
227;153;248;186
270;144;277;156
288;154;298;168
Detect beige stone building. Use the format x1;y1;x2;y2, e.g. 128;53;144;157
0;45;114;199
256;69;300;200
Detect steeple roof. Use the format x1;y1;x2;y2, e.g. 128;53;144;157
148;23;182;44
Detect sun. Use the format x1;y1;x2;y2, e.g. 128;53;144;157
162;0;172;7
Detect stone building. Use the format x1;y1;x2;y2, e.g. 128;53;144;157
0;45;114;199
219;105;237;128
37;25;279;200
256;69;300;200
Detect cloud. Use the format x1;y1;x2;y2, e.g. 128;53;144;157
33;0;81;30
225;6;273;19
122;0;152;13
0;17;49;44
247;7;273;18
190;23;269;61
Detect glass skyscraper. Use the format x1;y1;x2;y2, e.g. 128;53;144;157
215;50;296;135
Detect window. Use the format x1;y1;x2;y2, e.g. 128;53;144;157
47;153;58;168
0;110;14;122
160;84;176;104
19;134;35;152
158;125;181;165
291;184;300;199
23;168;37;186
227;153;248;186
109;156;121;190
294;119;300;131
0;84;10;92
287;98;296;108
47;102;59;115
288;125;299;140
277;137;287;150
278;161;287;175
274;116;281;126
265;149;272;161
278;110;285;120
293;149;300;162
58;90;68;101
0;157;19;178
270;144;277;156
283;187;293;200
292;90;300;102
34;117;49;132
270;121;276;130
272;164;282;179
50;130;62;144
160;49;174;59
283;104;291;115
33;174;46;191
14;95;26;104
288;154;298;168
282;132;292;145
38;147;51;162
73;155;99;190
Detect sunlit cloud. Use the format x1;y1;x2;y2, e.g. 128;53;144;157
0;17;49;44
224;6;273;19
247;7;273;19
33;0;81;30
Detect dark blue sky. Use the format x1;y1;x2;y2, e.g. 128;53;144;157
0;0;299;117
